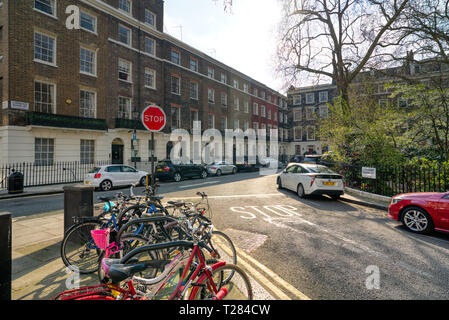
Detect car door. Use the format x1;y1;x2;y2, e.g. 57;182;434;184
437;193;449;230
122;166;140;185
283;165;298;190
105;165;123;185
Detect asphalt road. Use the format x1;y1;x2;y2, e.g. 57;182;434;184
4;171;449;299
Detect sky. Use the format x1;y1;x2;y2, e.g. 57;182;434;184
163;0;285;94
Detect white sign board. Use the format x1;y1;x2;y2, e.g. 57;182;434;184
362;167;376;179
10;101;29;111
2;101;8;110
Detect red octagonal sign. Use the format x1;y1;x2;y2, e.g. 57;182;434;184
141;104;167;132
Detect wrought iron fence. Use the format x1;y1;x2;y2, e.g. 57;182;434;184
0;160;111;190
321;161;449;197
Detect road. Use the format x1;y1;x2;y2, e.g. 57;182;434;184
4;171;449;299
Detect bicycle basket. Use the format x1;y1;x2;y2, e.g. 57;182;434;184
91;229;110;250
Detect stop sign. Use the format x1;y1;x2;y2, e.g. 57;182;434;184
141;104;167;132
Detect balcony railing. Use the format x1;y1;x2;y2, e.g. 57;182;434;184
115;118;146;130
26;112;108;131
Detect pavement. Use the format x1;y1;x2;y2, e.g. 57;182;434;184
2;182;391;300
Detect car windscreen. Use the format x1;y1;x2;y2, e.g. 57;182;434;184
306;166;336;174
88;167;101;173
157;161;171;167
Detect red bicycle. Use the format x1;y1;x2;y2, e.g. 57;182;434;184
54;239;252;300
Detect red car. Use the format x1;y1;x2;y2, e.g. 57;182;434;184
388;192;449;234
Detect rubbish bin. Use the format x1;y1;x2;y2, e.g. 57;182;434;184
8;170;24;194
63;185;95;234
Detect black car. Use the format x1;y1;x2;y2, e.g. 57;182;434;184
155;160;208;182
235;156;261;172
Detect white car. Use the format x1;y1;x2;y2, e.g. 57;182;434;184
277;163;344;199
206;161;237;176
84;165;149;191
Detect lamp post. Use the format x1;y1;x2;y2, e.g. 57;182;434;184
132;110;140;169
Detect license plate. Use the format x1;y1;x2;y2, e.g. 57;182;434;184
157;169;163;172
323;181;335;186
85;181;90;185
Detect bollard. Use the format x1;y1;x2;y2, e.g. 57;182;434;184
63;185;95;235
0;212;11;300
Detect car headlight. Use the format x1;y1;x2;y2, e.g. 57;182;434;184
391;197;404;204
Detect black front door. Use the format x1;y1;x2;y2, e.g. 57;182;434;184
112;144;124;164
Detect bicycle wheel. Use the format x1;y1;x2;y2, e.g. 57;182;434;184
189;264;253;300
61;220;104;274
204;231;237;279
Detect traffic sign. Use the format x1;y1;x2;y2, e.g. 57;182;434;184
141;104;166;132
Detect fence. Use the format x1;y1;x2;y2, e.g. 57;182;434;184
0;160;111;190
321;161;449;197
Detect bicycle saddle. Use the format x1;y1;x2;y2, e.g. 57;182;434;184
149;195;164;201
107;264;148;283
98;196;114;202
167;200;185;207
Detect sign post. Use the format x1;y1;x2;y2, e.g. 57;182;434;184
141;105;167;187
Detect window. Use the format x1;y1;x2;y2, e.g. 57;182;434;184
243;83;249;93
144;68;156;89
319;91;328;103
34;0;56;17
171;49;180;65
208;88;215;103
234;120;239;130
292;94;301;105
208;66;214;79
35;138;54;166
34;81;55;113
306;107;316;120
80;11;97;33
261;105;266;117
253;103;258;116
253;88;258;96
190;81;198;100
294;126;302;141
191;110;199;128
144;9;155;27
221;117;227;130
244;101;249;113
189;58;198;72
34;31;56;65
307;126;315;140
171;74;180;95
234;97;239;110
221;93;228;107
305;93;315;104
233;79;238;89
261;91;265;99
208;114;215;128
118;0;131;14
80;140;95;164
319;105;328;118
221;73;227;84
118;96;131;119
118;24;131;46
171;106;181;129
80;90;96;118
80;47;96;76
293;109;302;121
144;37;155;55
118;59;132;82
274;111;277;121
268;109;271;120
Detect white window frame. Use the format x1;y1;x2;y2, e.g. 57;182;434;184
233;79;239;89
292;94;301;105
170;74;181;95
171;106;181;129
34;31;57;67
261;105;266;118
118;0;132;15
189;81;198;100
253;103;259;116
80;139;95;164
34;138;55;166
294;126;302;141
305;93;315;104
306;107;316;120
189;57;198;72
144;37;155;56
80;11;97;34
34;80;56;114
208;88;215;104
208;66;215;79
80;46;97;77
234;97;239;111
171;49;181;65
34;0;57;18
293;109;302;121
221;92;228;107
118;96;132;119
221;73;227;84
307;126;316;141
243;83;249;93
244;101;249;113
319;91;328;103
118;24;131;46
144;8;156;28
79;89;97;118
144;68;156;90
118;58;132;83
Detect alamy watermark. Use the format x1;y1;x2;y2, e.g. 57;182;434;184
365;265;380;290
65;266;80;290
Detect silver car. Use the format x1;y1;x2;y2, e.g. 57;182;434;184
206;161;237;176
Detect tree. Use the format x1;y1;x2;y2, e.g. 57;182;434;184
276;0;412;111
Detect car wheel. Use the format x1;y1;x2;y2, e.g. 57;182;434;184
401;206;434;234
173;173;182;182
277;177;283;189
100;180;112;191
216;169;222;176
297;184;306;198
201;170;208;179
232;167;237;174
139;176;147;187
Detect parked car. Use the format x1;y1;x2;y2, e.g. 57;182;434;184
277;163;344;199
388;192;449;234
84;165;149;191
290;155;304;163
301;155;322;164
235;156;260;172
155;160;208;182
206;161;237;176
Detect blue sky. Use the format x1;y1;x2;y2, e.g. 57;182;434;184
164;0;284;93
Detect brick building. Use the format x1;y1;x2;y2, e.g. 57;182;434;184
0;0;287;167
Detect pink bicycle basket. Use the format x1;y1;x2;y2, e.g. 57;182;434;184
90;229;110;250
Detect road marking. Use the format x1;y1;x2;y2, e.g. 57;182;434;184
165;193;285;200
178;181;220;189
